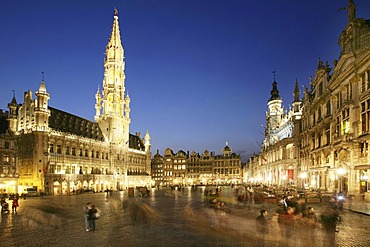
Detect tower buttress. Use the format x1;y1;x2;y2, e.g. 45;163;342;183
7;91;18;132
292;79;302;120
144;130;151;152
125;93;131;120
95;85;102;120
35;79;50;131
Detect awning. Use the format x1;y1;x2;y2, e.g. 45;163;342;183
354;165;370;170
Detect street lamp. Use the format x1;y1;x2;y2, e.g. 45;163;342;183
337;167;346;194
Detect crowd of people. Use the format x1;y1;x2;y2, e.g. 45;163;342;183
254;191;342;247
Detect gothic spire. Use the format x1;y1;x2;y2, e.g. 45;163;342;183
107;8;123;53
293;79;300;103
11;90;17;104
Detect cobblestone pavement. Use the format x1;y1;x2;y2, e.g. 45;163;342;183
1;187;370;247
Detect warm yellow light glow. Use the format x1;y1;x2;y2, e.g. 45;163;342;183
337;167;346;175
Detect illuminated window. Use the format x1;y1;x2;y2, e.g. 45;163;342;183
360;142;368;158
342;108;350;134
2;154;10;162
361;99;370;133
55;165;61;174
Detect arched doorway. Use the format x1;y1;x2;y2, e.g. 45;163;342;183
53;181;61;195
62;180;68;195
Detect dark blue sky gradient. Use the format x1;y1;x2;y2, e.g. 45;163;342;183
1;0;369;161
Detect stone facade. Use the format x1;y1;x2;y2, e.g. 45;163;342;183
0;109;18;194
249;1;370;198
4;9;151;195
152;144;242;186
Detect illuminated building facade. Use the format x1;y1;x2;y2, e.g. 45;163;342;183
250;1;370;199
151;144;242;186
5;9;151;195
249;79;302;187
0;109;18;194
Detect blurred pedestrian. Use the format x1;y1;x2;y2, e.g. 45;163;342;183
83;202;93;231
256;209;268;247
12;198;19;212
301;207;318;245
278;206;296;247
265;212;281;247
88;204;98;231
320;198;339;247
295;196;307;216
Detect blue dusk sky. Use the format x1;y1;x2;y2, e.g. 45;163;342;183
1;0;369;161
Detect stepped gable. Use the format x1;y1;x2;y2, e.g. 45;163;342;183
48;107;104;140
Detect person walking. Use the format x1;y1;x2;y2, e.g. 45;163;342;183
12;198;19;212
301;207;318;246
255;209;268;247
265;212;281;247
88;204;98;231
278;206;296;247
83;202;93;231
321;198;340;247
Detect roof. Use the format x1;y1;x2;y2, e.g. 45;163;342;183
48;106;144;151
49;107;104;140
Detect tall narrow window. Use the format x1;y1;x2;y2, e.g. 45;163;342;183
326;100;331;116
336;116;341;136
342;108;350;134
346;83;352;100
337;93;342;109
362;73;366;92
56;145;62;154
325;124;331;145
360;142;368;157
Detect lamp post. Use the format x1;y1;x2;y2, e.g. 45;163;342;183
337;167;346;194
